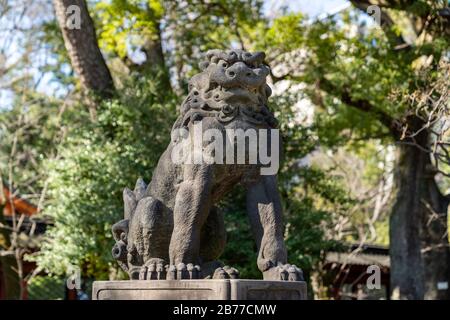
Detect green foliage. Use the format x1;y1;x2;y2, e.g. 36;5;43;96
31;75;177;278
0;92;70;197
245;9;448;148
220;187;260;279
374;220;390;246
281;164;352;274
96;0;164;58
249;13;305;52
27;276;65;300
283;184;338;273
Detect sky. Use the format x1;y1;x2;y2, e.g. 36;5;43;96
264;0;349;18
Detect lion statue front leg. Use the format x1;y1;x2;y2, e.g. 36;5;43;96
246;175;304;281
167;163;212;279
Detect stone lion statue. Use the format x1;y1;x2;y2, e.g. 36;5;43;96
111;49;303;282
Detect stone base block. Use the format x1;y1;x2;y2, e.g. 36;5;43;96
92;280;307;300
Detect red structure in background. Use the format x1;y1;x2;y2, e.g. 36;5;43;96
0;184;38;299
1;184;78;300
1;185;38;217
323;244;390;300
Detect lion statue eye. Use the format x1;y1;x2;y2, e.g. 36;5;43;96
219;60;228;68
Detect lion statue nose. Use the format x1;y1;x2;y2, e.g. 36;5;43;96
225;62;268;87
226;62;251;79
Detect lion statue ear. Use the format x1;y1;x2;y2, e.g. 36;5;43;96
199;61;209;70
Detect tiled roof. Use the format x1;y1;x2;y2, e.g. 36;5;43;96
1;185;38;216
326;251;390;268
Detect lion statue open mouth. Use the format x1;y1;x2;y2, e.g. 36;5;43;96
111;49;303;282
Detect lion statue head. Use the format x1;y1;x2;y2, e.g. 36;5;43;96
176;49;277;129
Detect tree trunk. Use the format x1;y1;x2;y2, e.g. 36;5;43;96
0;207;20;299
390;118;450;299
421;164;450;299
0;257;20;299
52;0;115;98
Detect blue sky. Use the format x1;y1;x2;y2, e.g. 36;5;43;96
264;0;348;18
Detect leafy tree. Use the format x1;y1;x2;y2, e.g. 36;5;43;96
241;1;450;299
94;0;170;86
31;75;177;278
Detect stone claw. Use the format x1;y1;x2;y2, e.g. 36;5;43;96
165;263;202;280
166;264;177;280
279;267;288;281
156;263;165;279
288;265;303;281
187;263;201;279
128;266;141;280
263;263;304;281
139;258;166;280
213;268;228;279
224;266;239;279
212;266;240;279
177;263;188;279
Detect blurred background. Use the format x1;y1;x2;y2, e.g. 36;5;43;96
0;0;449;300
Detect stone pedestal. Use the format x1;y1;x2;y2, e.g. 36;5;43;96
92;280;307;300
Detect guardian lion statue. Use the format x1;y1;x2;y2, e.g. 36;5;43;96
111;49;303;282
